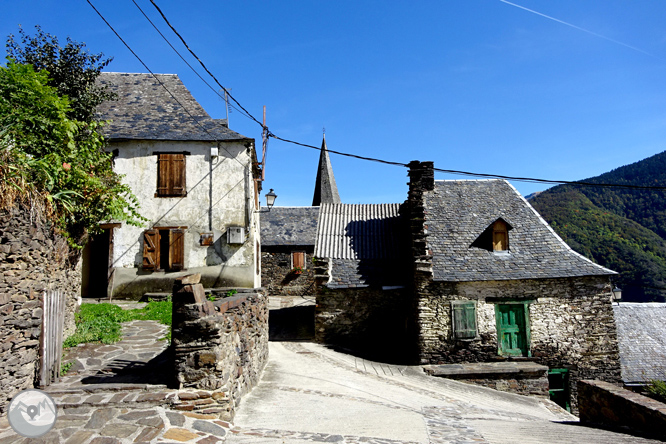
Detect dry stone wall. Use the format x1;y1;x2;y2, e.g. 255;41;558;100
415;275;621;412
261;248;315;296
315;286;412;363
0;205;81;412
171;274;268;420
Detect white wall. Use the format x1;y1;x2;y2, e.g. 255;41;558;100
107;139;260;298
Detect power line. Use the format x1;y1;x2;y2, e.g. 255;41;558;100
86;0;219;144
130;0;246;118
86;0;245;168
94;1;666;193
269;135;666;191
147;0;263;128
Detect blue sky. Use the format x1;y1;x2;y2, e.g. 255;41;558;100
3;1;666;206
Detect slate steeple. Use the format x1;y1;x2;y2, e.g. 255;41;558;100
312;135;341;206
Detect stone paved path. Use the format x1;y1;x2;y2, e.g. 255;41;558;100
0;309;663;443
0;319;230;443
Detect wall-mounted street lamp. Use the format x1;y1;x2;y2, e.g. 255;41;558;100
256;189;278;213
612;286;622;304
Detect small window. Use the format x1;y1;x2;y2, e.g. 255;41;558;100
142;228;186;271
291;251;306;270
156;153;187;197
492;220;508;251
452;301;477;339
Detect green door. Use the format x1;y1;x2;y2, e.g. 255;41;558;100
496;304;529;357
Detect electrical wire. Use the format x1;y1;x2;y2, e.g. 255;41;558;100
130;0;246;118
94;1;666;193
87;0;246;168
148;0;264;128
86;0;219;144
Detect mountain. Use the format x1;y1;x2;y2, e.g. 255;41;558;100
530;151;666;302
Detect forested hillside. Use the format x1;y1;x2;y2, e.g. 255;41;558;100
530;151;666;302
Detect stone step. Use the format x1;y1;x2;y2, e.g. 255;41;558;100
48;388;179;410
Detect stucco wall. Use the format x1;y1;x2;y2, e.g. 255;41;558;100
108;140;260;298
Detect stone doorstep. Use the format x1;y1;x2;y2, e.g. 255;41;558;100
423;361;549;379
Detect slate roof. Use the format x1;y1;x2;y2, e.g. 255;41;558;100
96;73;250;142
427;180;616;282
312;136;341;206
260;207;320;247
315;203;408;288
613;303;666;383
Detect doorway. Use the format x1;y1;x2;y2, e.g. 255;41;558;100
81;227;114;298
495;303;530;357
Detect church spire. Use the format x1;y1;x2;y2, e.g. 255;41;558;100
312;134;341;206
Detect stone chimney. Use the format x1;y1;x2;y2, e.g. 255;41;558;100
406;161;434;268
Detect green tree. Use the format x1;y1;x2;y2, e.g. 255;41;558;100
6;25;115;123
0;59;144;247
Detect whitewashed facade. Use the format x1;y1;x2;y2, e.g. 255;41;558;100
87;73;261;299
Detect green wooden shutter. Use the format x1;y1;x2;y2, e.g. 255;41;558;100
452;301;477;339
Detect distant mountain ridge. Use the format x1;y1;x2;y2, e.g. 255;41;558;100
530;151;666;302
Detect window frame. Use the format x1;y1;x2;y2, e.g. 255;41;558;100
155;152;188;198
451;300;478;340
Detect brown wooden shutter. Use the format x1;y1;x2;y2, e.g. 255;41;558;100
157;154;186;197
169;228;185;271
292;251;306;269
493;220;508;251
142;229;159;269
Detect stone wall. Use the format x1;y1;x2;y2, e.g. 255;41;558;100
579;380;666;439
315;286;412;363
0;204;81;412
415;276;621;412
261;247;315;296
171;274;268;420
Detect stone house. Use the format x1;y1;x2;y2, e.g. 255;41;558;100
315;161;622;410
261;207;319;297
90;73;261;299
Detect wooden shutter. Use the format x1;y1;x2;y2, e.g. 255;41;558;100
169;228;185;271
493;220;508;251
142;229;159;269
452;302;477;339
292;251;306;269
157;153;186;197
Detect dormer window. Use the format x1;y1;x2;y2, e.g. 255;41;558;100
493;220;509;252
470;218;512;252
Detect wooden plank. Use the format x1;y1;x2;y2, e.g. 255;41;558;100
170;228;185;271
143;230;159;269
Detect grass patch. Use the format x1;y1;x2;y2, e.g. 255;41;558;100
63;300;172;348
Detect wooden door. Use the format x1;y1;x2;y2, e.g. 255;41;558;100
496;304;529;356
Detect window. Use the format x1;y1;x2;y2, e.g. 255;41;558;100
452;301;477;339
156;153;187;197
142;228;186;271
493;220;508;251
291;251;306;270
